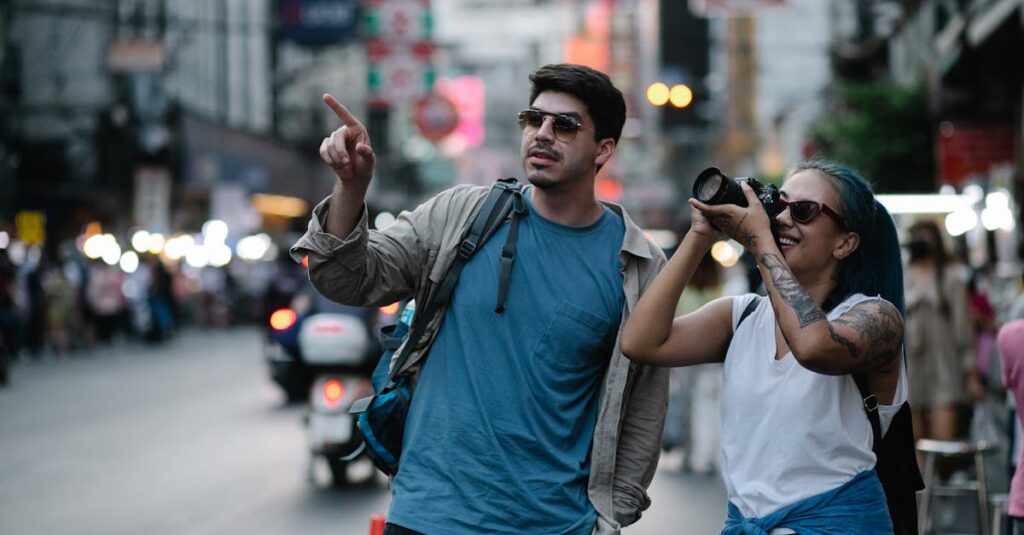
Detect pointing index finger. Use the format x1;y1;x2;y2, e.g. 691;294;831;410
322;94;361;127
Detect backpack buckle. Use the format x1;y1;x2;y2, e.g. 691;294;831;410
863;394;879;412
457;237;478;259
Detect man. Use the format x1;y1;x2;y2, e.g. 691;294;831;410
291;64;667;534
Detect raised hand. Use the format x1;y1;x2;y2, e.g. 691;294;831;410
319;94;376;187
689;181;772;252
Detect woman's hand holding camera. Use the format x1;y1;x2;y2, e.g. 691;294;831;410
689;181;773;254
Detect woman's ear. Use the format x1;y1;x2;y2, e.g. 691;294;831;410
834;232;860;260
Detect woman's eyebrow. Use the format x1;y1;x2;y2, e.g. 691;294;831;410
779;190;790;199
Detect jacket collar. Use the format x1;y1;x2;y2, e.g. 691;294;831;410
601;200;656;260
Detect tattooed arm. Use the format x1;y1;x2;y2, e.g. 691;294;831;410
758;249;904;380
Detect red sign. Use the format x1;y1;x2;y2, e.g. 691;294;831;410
413;94;458;141
937;123;1015;185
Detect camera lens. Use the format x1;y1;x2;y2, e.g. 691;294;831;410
693;166;747;206
696;173;723;202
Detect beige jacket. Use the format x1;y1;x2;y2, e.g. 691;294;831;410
291;183;669;533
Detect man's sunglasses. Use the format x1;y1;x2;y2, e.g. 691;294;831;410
777;199;846;228
516;110;591;142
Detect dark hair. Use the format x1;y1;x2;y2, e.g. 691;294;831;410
789;160;905;314
528;64;627;145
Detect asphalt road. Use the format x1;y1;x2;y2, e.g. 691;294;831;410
0;327;726;535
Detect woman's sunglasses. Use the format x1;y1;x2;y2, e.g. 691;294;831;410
516;110;591;142
777;199;846;228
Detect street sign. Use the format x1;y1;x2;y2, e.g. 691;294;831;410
367;41;435;106
279;0;360;46
937;123;1015;186
413;94;458;141
364;0;431;41
15;210;45;246
364;0;434;107
134;167;171;234
690;0;785;15
107;40;164;72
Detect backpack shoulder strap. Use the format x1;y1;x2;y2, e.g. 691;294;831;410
853;372;883;449
387;179;523;382
854;346;911;450
735;295;762;331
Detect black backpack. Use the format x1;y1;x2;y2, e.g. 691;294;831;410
737;296;924;534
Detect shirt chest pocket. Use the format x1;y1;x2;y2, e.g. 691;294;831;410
532;299;613;373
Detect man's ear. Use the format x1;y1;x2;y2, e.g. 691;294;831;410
834;232;860;260
594;138;616;167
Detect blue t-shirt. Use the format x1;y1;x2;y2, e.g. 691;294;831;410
388;193;626;534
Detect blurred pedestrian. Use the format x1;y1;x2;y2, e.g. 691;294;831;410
623;160;914;532
145;255;176;341
292;64;668;534
0;250;20;384
85;259;126;343
999;319;1024;533
903;219;972;442
22;255;45;357
1009;272;1024;321
41;259;75;356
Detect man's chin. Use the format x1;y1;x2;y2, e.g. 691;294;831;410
526;171;559;190
527;176;556;189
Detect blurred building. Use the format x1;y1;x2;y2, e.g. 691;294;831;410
831;0;1022;270
4;0;328;253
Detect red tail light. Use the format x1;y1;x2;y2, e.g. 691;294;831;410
322;379;345;409
269;308;297;331
311;322;345;335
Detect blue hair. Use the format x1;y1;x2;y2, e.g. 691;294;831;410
789;160;905;314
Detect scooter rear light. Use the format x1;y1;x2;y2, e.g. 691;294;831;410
310;322;345;335
379;302;400;316
322;379;345;409
270;308;297;331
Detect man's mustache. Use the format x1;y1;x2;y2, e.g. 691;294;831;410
528;143;561;161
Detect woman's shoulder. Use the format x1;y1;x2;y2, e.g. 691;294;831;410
730;293;763;330
831;292;887;314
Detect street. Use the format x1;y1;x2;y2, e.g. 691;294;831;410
0;327;726;535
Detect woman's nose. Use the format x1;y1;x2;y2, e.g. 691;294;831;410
775;206;794;226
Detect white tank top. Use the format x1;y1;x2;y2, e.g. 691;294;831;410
720;293;907;520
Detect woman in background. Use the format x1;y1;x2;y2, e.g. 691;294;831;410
903;219;972;441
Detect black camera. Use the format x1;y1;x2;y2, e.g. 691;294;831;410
692;166;783;218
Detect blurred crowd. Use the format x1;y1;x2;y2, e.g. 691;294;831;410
0;241;307;365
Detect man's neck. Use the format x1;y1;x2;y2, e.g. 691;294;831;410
529;185;604;227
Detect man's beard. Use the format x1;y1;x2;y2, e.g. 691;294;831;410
527;173;559;190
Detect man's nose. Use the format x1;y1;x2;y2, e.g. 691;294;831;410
534;116;556;141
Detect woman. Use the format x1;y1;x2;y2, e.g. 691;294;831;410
998;319;1024;533
903;219;971;441
622;160;906;533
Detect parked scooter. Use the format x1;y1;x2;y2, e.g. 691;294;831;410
265;282;397;485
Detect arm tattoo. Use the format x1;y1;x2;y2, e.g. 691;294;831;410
831;302;903;373
709;214;758;249
758;252;826;327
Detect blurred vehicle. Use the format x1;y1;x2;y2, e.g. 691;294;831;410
265;282;397;485
0;331;9;386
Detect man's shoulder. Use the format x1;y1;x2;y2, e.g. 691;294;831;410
430;182;512;212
